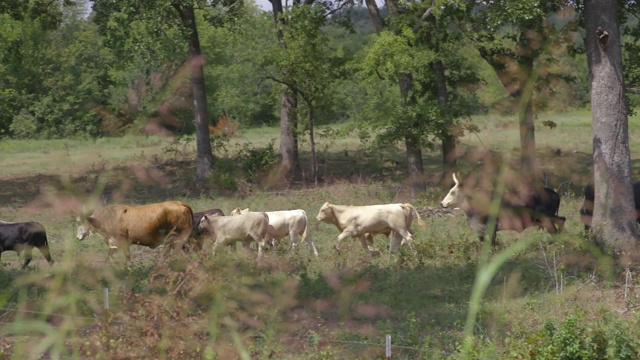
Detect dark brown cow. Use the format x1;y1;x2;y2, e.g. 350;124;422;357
580;181;640;230
441;173;565;246
76;201;193;262
0;221;54;269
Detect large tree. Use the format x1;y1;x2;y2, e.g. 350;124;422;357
361;0;476;192
467;0;577;183
267;0;352;186
584;0;639;251
91;0;241;184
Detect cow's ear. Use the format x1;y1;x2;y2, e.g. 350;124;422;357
87;216;102;229
203;214;209;223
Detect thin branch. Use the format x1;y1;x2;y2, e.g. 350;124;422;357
264;75;311;103
412;5;434;34
375;68;386;81
325;0;355;18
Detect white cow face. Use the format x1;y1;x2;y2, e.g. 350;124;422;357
76;217;92;240
198;214;212;232
315;202;332;222
76;216;101;241
441;173;463;208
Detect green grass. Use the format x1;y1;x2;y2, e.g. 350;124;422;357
1;109;640;359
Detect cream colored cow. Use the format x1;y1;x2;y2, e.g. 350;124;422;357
230;208;318;256
198;212;270;258
315;202;423;256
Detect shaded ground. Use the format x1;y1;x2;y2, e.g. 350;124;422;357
0;145;600;213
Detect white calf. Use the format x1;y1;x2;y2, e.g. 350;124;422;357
198;212;270;257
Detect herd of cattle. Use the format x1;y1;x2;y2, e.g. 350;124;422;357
2;174;640;268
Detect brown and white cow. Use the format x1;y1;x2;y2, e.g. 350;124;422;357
76;201;194;262
441;173;565;246
315;202;424;256
580;181;640;230
230;208;319;256
198;212;270;257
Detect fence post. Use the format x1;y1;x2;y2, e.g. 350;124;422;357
104;287;111;351
386;334;391;360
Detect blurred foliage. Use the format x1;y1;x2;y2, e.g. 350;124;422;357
4;1;637;141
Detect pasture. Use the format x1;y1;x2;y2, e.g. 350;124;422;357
1;111;640;359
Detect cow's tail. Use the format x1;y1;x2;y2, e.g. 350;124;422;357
404;203;425;227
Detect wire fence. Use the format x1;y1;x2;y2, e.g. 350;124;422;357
0;294;431;358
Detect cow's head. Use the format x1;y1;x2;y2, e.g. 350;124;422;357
76;215;101;241
198;214;213;233
230;207;249;216
441;173;463;208
316;202;334;223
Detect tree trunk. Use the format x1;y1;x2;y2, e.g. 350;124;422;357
431;60;456;187
364;0;384;33
271;0;300;186
181;5;213;184
479;46;538;182
519;99;537;183
405;134;425;197
365;0;428;194
585;0;639;251
274;85;299;186
400;74;425;195
307;100;317;186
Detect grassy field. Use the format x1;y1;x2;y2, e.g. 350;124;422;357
1;110;640;359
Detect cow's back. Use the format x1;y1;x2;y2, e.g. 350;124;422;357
266;210;307;238
0;221;48;249
332;203;409;235
100;201;193;246
206;212;269;243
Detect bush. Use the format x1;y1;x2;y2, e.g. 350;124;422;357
503;314;640;359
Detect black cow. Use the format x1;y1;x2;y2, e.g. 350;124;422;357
580;182;640;230
186;208;225;252
0;221;54;269
441;173;566;246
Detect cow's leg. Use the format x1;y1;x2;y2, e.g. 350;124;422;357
305;235;319;257
553;216;566;232
175;227;192;254
249;233;267;258
390;231;404;251
106;247;118;262
388;232;403;260
120;242;132;263
536;216;558;235
393;228;413;248
289;231;300;255
38;244;54;265
336;230;356;251
490;231;498;247
212;240;221;257
357;236;379;256
21;245;34;269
